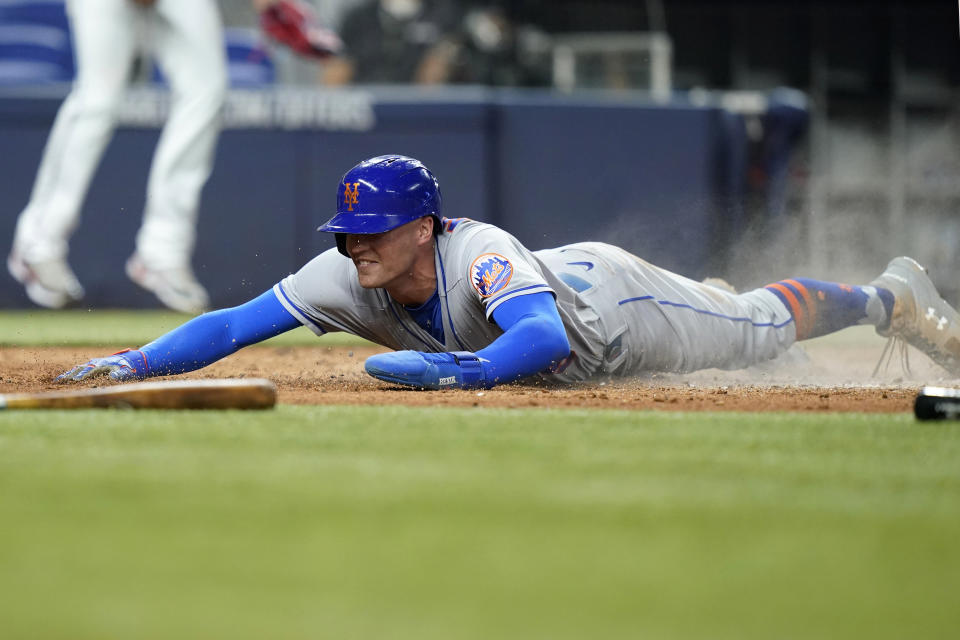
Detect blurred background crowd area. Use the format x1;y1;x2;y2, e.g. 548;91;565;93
219;0;959;95
0;0;958;304
2;0;954;93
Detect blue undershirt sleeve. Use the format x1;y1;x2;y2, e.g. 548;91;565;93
138;289;302;376
479;291;571;385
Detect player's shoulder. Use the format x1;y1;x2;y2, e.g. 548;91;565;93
441;217;538;265
439;217;535;279
439;217;518;245
439;217;482;235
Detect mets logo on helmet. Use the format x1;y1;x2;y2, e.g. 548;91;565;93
343;182;360;211
470;253;513;297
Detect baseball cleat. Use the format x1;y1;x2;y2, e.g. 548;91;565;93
869;256;960;376
125;253;210;315
7;250;85;308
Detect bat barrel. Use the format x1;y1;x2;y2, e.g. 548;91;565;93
0;378;277;410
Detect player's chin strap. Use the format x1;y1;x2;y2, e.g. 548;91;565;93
450;351;486;389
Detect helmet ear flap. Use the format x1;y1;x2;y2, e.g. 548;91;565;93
335;233;348;257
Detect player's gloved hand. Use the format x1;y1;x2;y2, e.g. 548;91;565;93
260;0;343;59
56;349;149;383
364;351;490;390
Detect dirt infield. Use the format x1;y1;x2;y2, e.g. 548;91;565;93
2;327;956;413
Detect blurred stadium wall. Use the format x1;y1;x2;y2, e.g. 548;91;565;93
0;0;956;308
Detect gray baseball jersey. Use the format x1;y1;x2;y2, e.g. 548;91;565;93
275;218;796;382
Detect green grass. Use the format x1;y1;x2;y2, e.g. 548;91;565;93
0;310;368;347
1;407;959;639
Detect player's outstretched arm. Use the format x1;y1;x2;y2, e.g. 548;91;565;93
57;290;301;382
364;292;571;390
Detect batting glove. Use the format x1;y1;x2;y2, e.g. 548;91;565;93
364;351;490;390
260;0;343;60
56;349;149;383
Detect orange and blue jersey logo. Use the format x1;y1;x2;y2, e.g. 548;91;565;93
343;182;360;211
470;253;513;298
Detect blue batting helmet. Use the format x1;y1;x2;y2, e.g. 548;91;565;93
317;155;442;256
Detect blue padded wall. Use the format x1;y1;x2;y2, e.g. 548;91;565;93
0;87;744;309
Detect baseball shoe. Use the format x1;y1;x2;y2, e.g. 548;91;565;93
869;256;960;376
7;250;85;308
125;253;210;315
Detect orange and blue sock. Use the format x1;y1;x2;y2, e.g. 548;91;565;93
764;278;895;340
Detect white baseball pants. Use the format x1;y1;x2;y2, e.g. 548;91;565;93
13;0;228;269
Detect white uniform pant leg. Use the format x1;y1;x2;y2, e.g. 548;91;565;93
14;0;139;263
135;0;227;269
605;250;798;374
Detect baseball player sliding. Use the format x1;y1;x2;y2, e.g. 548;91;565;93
58;155;960;389
8;0;340;313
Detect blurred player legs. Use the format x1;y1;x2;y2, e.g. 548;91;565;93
8;0;227;313
131;0;227;312
9;0;138;308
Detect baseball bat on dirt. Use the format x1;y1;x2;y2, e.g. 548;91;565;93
0;378;277;410
914;386;960;421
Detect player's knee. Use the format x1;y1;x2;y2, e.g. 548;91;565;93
205;74;229;105
185;71;228;110
68;86;125;120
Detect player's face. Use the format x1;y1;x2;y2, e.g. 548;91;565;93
346;217;433;291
